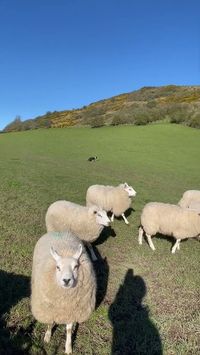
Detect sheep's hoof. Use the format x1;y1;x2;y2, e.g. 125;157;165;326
125;222;129;225
65;347;72;354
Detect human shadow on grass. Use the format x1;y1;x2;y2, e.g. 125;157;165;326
0;270;45;354
109;269;163;355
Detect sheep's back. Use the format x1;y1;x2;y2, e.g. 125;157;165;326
46;200;101;241
178;190;200;208
86;185;112;210
86;185;131;215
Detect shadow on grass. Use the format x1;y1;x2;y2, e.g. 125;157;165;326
94;226;116;246
92;251;109;309
114;207;135;223
0;270;44;354
109;269;163;355
144;233;188;252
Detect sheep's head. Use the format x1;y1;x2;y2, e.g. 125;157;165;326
89;206;110;227
50;244;82;289
121;182;137;197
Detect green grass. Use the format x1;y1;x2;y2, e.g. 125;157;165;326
0;124;199;354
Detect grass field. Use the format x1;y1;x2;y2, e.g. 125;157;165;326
0;124;199;354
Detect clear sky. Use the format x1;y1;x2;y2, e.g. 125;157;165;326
0;0;199;130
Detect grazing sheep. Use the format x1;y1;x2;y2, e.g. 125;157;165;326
45;200;110;260
138;202;200;253
178;190;200;211
31;231;96;354
88;156;98;162
86;182;136;224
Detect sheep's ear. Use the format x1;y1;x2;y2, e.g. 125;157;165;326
124;182;128;187
50;247;61;262
73;244;83;261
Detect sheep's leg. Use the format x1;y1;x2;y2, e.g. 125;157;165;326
172;239;181;254
146;234;156;251
44;324;53;343
87;242;97;261
122;213;129;225
138;227;143;245
65;323;73;354
111;212;114;222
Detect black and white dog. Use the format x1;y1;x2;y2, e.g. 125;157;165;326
88;156;98;162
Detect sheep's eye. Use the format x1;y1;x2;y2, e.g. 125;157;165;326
73;264;78;271
94;211;97;214
56;266;61;271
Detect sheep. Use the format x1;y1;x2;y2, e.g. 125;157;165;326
31;230;96;354
138;202;200;253
86;182;136;225
178;190;200;211
45;200;110;261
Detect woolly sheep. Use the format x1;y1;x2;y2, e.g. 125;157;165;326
86;182;136;225
138;202;200;253
31;231;96;354
178;190;200;211
45;200;110;261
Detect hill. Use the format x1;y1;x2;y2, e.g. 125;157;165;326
3;85;200;132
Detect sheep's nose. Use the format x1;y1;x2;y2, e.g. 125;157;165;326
63;278;71;286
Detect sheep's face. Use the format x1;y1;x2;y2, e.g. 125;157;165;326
123;182;137;197
50;244;82;289
94;209;110;227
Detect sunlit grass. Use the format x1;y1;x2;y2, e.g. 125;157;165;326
0;124;199;354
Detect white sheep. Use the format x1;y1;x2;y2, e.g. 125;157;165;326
31;231;96;354
138;202;200;253
45;200;110;261
178;190;200;211
86;182;136;225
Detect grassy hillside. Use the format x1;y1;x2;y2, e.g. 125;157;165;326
3;85;200;132
0;124;199;354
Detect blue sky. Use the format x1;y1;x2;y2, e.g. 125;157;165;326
0;0;199;130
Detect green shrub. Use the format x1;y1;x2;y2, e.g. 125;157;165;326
91;116;104;128
188;113;200;128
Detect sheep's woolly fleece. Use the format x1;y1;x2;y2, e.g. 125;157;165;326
45;201;104;243
86;184;131;217
141;202;200;240
178;190;200;210
31;231;96;324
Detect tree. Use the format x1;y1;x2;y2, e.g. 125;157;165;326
3;115;22;132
